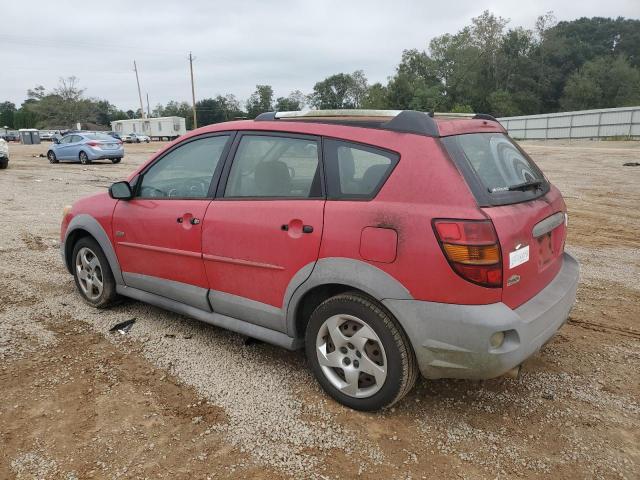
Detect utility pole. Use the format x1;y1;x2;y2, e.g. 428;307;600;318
133;60;146;119
146;92;151;118
189;52;197;129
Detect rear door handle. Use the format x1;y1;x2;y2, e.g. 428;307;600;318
302;225;313;234
190;218;200;225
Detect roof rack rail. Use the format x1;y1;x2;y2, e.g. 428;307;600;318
255;109;440;136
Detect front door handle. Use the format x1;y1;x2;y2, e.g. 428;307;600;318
302;225;313;234
190;217;200;225
177;215;200;225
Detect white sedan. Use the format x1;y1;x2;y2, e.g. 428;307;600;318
127;133;151;143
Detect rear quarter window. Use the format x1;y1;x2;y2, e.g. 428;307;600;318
324;139;399;199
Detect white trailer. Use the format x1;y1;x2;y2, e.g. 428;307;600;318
110;116;187;141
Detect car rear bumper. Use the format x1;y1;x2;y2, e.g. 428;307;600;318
86;147;124;160
383;252;580;380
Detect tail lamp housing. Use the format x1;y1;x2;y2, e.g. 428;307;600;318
432;219;502;288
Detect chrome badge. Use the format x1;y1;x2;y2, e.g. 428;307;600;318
507;274;521;286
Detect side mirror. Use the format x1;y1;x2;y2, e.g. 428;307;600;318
109;181;133;200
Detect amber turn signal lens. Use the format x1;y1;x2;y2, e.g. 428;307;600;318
442;243;500;265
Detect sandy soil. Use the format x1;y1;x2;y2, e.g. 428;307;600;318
0;139;638;479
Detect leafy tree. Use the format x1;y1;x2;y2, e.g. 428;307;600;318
246;85;274;118
275;90;306;111
0;102;16;128
310;72;368;109
561;56;640;110
361;83;389;109
196;95;244;125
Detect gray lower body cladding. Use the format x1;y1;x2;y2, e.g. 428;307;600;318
383;252;580;380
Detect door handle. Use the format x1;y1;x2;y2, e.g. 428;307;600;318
302;225;314;234
190;218;200;225
176;217;184;223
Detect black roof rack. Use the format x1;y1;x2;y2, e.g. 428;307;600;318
254;110;499;137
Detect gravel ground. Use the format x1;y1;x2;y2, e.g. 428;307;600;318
0;139;638;479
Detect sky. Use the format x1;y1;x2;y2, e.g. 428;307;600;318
1;0;638;111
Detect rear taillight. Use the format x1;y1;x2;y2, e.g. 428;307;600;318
433;219;502;288
87;141;100;147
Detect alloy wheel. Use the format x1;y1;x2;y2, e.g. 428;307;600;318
75;247;104;300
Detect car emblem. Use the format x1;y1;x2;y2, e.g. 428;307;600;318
507;274;521;286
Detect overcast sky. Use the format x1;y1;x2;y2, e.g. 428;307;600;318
1;0;638;111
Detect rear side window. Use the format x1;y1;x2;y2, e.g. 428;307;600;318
442;133;548;206
224;135;321;198
324;140;399;199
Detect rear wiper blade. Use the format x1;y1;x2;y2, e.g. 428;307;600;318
506;180;543;192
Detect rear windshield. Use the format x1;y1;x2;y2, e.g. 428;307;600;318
85;133;115;141
442;133;548;206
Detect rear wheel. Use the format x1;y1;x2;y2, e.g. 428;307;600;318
0;159;7;169
111;158;122;164
305;292;418;411
47;151;58;164
72;237;118;308
79;151;91;165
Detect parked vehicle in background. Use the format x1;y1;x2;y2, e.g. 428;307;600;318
0;130;19;142
48;132;124;165
39;130;55;140
0;138;9;169
126;133;151;143
106;131;122;141
60;110;579;411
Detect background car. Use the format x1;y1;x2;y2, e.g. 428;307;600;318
0;138;9;169
127;133;150;143
1;131;19;142
47;132;124;165
106;131;122;141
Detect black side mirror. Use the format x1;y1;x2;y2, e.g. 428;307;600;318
109;181;133;200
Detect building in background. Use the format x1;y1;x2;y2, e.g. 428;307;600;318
110;117;186;141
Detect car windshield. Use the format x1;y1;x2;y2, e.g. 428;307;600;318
85;134;114;141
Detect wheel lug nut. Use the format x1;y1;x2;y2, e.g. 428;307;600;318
347;343;354;350
353;360;359;368
355;351;361;358
340;347;348;354
343;357;351;366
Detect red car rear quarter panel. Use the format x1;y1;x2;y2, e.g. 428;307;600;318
319;135;502;305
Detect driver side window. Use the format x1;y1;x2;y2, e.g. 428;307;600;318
138;135;229;199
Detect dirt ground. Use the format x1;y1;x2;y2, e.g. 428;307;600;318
0;139;638;480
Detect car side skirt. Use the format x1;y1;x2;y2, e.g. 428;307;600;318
115;284;302;350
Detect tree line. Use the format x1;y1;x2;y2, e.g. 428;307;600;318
2;12;639;130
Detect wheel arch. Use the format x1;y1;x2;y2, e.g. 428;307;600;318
63;214;123;284
285;257;413;340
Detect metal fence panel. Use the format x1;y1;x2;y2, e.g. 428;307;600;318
498;106;640;139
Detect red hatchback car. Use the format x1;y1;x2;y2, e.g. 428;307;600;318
61;110;579;410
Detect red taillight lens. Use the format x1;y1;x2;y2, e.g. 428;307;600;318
87;141;100;147
433;219;502;288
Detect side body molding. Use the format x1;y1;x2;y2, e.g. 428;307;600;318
63;213;124;285
284;257;413;337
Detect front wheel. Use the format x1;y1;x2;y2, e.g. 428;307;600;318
111;158;122;164
72;237;118;308
47;151;58;163
79;151;91;165
305;292;418;411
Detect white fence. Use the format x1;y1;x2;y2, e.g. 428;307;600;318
498;106;640;140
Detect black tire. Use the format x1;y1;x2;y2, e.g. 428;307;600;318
145;139;150;143
47;151;58;164
71;236;118;308
111;158;122;164
0;158;7;169
136;138;141;143
305;292;418;411
79;151;91;165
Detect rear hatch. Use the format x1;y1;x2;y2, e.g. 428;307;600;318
441;132;567;309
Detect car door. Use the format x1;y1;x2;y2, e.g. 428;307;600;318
67;135;85;161
55;135;74;159
202;132;325;331
112;133;233;310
